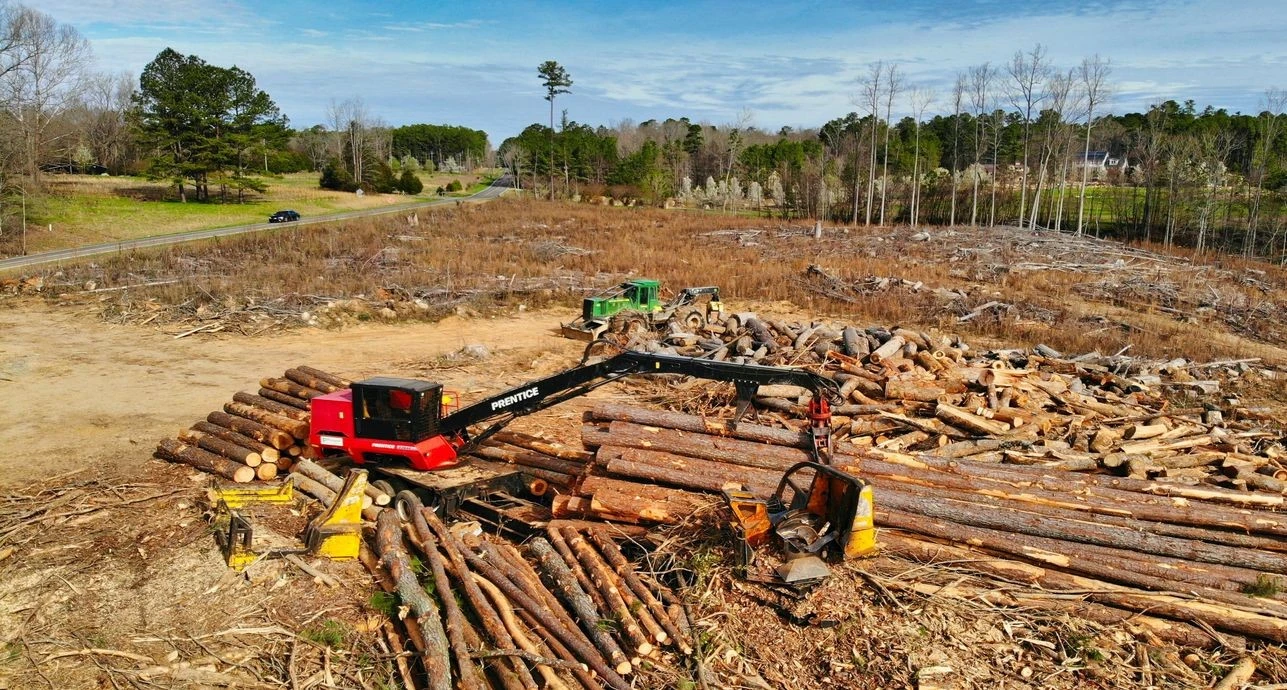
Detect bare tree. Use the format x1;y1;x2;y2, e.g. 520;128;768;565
1192;128;1235;253
327;97;370;182
859;61;883;225
1075;55;1111;236
1247;88;1285;255
1006;44;1049;231
76;70;134;174
968;62;994;227
949;72;965;226
878;63;899;226
909;86;935;230
0;6;91;183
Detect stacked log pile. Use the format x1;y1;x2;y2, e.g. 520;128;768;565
153;366;350;482
547;402;1287;647
620;314;1285;492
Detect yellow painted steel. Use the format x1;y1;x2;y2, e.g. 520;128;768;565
211;481;294;509
303;469;367;560
843;483;877;558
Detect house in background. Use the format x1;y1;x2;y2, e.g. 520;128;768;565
1076;150;1130;181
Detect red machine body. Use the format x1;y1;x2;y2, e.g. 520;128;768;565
308;389;462;471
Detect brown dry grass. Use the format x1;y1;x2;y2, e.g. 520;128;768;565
23;198;1287;368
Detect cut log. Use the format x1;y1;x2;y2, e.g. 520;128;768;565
257;387;311;410
458;542;631;690
373;510;452;689
876;488;1287;574
588;528;688;652
578;476;714;525
292;459;373;509
420;509;538;690
589;403;808;447
292;365;351;389
259;377;327;401
223;402;310;439
155;439;254;483
178;428;262;467
285;367;344;394
868;335;905;364
491;430;594;463
404;505;484;690
935;403;1010;436
190;421;280;463
528;537;632;676
207;411;293;450
881;532;1287;643
256;463;278;481
231;391;311;422
559;525;661;650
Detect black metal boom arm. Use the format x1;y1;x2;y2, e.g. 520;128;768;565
439;349;839;450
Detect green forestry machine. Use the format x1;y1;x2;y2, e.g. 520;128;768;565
560;279;723;341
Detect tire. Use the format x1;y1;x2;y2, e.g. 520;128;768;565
370;480;396;499
611;311;649;336
677;307;706;331
394;489;422;522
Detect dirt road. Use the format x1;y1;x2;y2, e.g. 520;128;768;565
0;301;584;485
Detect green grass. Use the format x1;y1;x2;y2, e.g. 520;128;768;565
301;619;348;648
17;170;492;254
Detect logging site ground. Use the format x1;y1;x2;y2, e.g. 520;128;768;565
3;198;1287;689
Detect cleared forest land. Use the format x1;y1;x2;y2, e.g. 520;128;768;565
3;198;1285;689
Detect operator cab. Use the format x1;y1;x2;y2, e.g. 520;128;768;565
350;377;442;442
309;377;462;470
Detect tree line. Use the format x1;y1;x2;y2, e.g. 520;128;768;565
0;3;491;218
503;55;1285;260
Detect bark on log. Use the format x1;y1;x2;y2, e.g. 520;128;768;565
207;411;293;450
458;542;631;690
578;476;714;525
491;431;594;463
557;526;655;653
285;367;344;394
293;365;351;389
374;510;452;689
587;528;687;652
292;474;337;505
474;443;586;477
156;438;255;482
420;509;538;690
546;526;610;618
292;459;373;509
405;506;484;690
743;318;779;352
877;489;1287;574
232;392;312;422
589;403;808;447
869;335;905;364
880;509;1286;610
223;402;310;439
259;377;327;401
472;574;575;690
881;531;1287;643
528;537;633;676
177;428;262;467
935;402;1010;436
190;421;281;463
257;387;311;410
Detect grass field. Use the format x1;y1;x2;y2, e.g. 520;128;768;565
25;198;1287;370
13;169;496;254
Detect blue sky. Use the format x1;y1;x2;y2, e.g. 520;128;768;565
35;0;1287;145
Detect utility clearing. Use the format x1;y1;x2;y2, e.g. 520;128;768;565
2;201;1286;689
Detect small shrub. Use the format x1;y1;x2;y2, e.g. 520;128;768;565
302;619;347;648
398;169;423;195
368;591;398;616
446;179;463;193
1242;574;1283;597
319;159;358;192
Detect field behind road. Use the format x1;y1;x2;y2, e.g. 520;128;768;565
10;169;495;256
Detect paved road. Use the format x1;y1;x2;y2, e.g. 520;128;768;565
0;175;516;273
